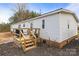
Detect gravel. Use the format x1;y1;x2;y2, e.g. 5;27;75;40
0;39;79;56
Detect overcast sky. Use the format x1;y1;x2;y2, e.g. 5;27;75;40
0;3;78;23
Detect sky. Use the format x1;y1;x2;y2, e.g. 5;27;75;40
0;3;79;23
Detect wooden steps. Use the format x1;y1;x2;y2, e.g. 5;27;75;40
21;39;36;52
12;28;40;52
14;36;36;51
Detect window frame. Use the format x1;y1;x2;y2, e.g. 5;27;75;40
18;24;21;28
23;24;25;27
30;23;33;28
42;19;45;29
68;24;69;29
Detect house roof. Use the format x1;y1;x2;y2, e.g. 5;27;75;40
12;8;79;25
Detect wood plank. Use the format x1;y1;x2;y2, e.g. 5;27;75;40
24;46;36;52
21;40;33;44
24;42;34;47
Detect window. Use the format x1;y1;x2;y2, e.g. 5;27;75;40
68;24;69;29
23;24;25;27
42;20;45;29
18;24;21;28
30;23;33;28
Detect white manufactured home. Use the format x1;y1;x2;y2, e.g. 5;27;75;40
11;8;78;48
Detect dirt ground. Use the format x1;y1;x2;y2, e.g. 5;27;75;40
0;32;79;56
0;40;79;56
0;32;13;44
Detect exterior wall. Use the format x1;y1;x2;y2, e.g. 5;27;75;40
10;12;78;43
59;13;78;42
22;22;30;28
11;22;30;32
26;13;60;42
10;24;18;31
11;13;60;42
44;14;60;42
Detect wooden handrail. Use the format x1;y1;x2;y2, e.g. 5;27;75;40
12;28;40;39
30;31;37;39
29;31;37;46
12;28;40;30
20;30;26;38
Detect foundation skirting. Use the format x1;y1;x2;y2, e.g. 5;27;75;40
38;35;78;48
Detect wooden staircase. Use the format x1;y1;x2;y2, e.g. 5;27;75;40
13;28;40;52
20;38;36;52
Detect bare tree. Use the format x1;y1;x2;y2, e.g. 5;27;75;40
9;3;40;23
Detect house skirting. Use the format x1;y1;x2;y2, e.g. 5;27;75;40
38;35;78;48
